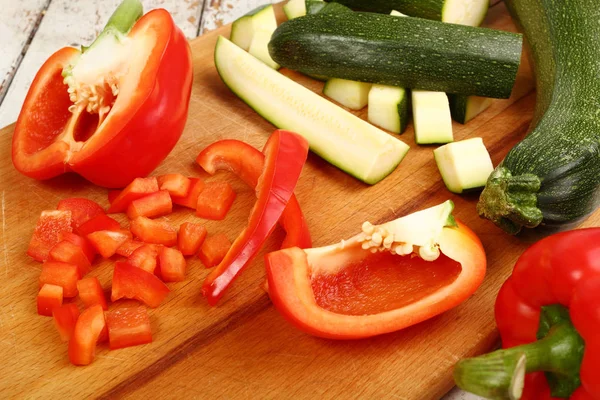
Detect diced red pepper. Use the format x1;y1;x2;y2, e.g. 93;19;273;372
108;190;121;205
171;178;205;209
178;222;207;256
27;210;73;262
76;214;121;236
87;229;132;258
59;232;97;263
52;303;80;341
37;284;63;316
77;277;108;310
108;177;159;213
39;261;80;297
106;306;152;350
157;173;191;197
130;216;177;246
111;262;170;308
128;244;159;274
48;240;92;276
198;233;231;268
126;190;172;219
195;181;236;220
56;198;105;229
158;247;187;282
68;304;106;366
115;239;145;257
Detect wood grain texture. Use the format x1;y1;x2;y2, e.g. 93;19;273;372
0;2;596;399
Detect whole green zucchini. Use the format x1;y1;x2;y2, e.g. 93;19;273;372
268;12;522;98
477;0;600;234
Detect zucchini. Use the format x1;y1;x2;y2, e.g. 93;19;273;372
412;90;453;144
323;79;371;110
477;0;600;234
367;85;409;134
390;10;407;17
449;95;493;124
306;0;326;14
248;30;280;70
230;5;277;52
215;36;410;184
326;0;489;26
269;13;522;98
283;0;306;20
434;138;494;193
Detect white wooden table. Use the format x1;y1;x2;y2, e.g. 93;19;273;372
0;1;485;398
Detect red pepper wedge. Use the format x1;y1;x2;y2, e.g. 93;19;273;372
11;0;192;188
27;210;73;262
158;247;187;282
87;229;132;258
198;233;231;268
56;198;105;229
77;277;108;310
76;214;120;236
195;181;236;220
196;138;311;249
157;173;191;197
126;190;172;219
52;303;80;341
37;284;64;316
454;228;600;400
171;178;205;209
130;216;177;246
127;244;159;274
48;240;92;276
178;222;207;256
106;306;152;350
108;177;159;213
202;130;309;305
111;262;170;308
59;232;97;263
68;304;106;366
115;239;145;257
39;261;80;298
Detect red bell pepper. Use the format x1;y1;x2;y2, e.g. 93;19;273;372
198;233;231;268
196;138;311;249
116;239;146;257
195;181;236;220
111;262;170;308
202;130;309;305
157;173;191;197
68;304;106;366
87;229;132;258
158;247;187;282
178;222;207;256
11;0;192;188
171;178;205;209
37;284;64;316
454;228;600;400
60;232;97;263
108;190;121;205
126;190;172;219
130;216;177;246
76;214;120;236
39;261;80;298
27;210;73;262
52;303;80;341
77;277;108;310
56;198;105;229
48;240;92;276
108;177;158;213
106;306;152;350
127;244;159;274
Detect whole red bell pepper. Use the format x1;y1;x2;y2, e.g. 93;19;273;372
201;130;309;305
454;228;600;400
11;0;192;188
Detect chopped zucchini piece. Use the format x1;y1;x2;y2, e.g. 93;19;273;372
434;137;494;193
284;0;307;19
412;90;453;144
248;30;280;69
230;5;277;51
390;10;407;16
306;0;326;14
449;94;493;124
323;78;372;110
368;84;409;134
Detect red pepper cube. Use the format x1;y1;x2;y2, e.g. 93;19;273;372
159;247;187;282
196;181;236;220
171;178;205;209
76;214;121;236
59;232;97;263
56;198;105;229
198;233;231;268
27;210;73;262
128;244;159;274
87;229;132;258
111;262;170;308
130;216;177;246
48;240;92;277
108;190;121;205
106;306;152;350
68;304;106;366
39;261;80;297
115;239;146;257
126;190;172;220
178;222;207;256
77;277;108;310
108;177;159;213
37;284;64;316
52;303;80;341
157;173;191;197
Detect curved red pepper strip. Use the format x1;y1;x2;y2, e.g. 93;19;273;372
201;130;310;305
495;228;600;399
196;139;312;249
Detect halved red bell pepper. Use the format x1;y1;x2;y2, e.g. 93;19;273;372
196;138;311;249
37;284;64;316
108;190;121;204
265;201;486;339
77;277;108;310
68;304;106;366
48;240;92;276
11;0;193;188
87;229;132;258
76;214;120;236
126;190;172;219
56;198;105;229
454;228;600;400
198;233;231;268
52;303;80;341
171;178;205;209
158;247;186;282
108;177;158;213
202;130;309;305
111;261;170;308
130;216;177;246
157;173;190;197
106;306;152;350
59;232;97;262
39;261;81;298
127;244;159;274
27;210;73;262
178;222;207;256
195;181;236;220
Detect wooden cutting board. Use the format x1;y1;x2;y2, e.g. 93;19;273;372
1;2;598;399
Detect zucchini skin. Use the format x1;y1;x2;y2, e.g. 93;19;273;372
325;0;443;20
269;12;522;98
477;0;600;234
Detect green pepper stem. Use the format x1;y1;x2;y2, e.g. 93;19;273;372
85;0;143;52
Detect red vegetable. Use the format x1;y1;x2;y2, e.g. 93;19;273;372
115;239;145;257
130;216;177;246
52;303;80;341
48;240;92;276
111;262;170;308
178;222;207;256
108;190;121;204
157;173;190;197
11;1;193;188
77;277;108;310
68;305;106;366
195;181;236;220
171;178;205;209
59;232;97;263
202;130;309;305
76;214;120;236
196;138;311;249
198;234;231;268
87;229;132;258
108;177;158;213
158;247;186;282
27;210;72;262
106;306;152;350
127;244;159;274
56;198;105;228
37;284;63;316
126;190;172;219
39;261;80;298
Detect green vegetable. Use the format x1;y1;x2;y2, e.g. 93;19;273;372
230;5;277;51
283;0;306;19
477;0;600;234
215;36;410;184
268;12;522;98
449;95;493;124
412;90;453;144
248;30;279;70
323;79;371;110
367;85;409;134
434;138;494;193
306;0;327;14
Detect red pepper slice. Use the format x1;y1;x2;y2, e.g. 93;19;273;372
198;233;231;268
11;1;192;188
76;214;120;236
59;232;97;263
56;198;105;229
39;261;80;298
178;222;207;256
202;130;309;305
77;277;108;310
158;247;187;282
195;181;236;220
52;303;80;341
108;177;158;213
106;306;152;350
127;244;159;274
157;173;191;197
111;262;170;308
115;239;145;257
171;178;205;209
196;138;311;249
68;304;106;366
27;210;73;262
108;190;121;204
87;229;132;258
130;216;177;246
126;190;172;219
37;284;64;316
48;240;92;276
